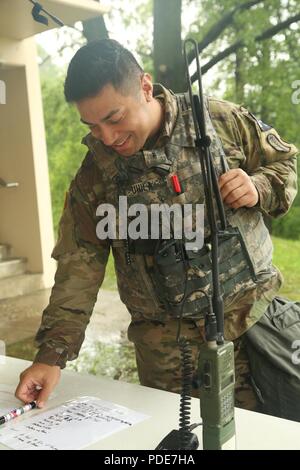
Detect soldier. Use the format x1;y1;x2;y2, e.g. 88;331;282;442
15;39;298;412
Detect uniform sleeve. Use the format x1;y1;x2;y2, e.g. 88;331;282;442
34;156;110;368
209;98;298;218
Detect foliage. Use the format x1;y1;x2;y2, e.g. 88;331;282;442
104;0;154;73
190;0;300;236
102;254;117;290
41;74;88;233
66;336;139;384
272;206;300;240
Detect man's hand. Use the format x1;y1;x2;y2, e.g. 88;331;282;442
15;363;61;408
219;169;259;209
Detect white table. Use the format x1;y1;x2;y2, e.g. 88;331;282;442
1;355;300;450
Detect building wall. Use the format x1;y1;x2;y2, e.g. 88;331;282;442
0;37;56;287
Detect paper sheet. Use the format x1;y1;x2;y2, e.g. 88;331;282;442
0;396;149;450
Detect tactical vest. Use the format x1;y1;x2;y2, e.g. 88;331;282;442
85;93;275;322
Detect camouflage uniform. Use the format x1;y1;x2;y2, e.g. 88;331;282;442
34;85;298;411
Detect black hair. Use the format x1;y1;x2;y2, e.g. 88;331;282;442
64;39;144;102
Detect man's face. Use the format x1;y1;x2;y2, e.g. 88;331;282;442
76;74;159;157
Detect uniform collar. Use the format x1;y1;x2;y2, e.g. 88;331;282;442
143;84;179;149
150;85;198;149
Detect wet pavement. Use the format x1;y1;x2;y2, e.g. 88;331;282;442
0;288;130;360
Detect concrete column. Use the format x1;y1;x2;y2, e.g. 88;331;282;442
0;37;56;288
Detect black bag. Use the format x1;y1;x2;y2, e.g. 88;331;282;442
245;296;300;422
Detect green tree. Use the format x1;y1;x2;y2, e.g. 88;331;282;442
153;0;185;92
187;0;300;237
41;74;88;232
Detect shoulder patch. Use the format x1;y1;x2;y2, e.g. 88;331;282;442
267;133;291;153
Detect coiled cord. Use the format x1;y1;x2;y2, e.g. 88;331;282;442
178;336;194;449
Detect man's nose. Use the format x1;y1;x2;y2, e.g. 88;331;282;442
97;125;117;146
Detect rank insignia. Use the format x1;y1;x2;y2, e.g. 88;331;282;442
248;112;273;132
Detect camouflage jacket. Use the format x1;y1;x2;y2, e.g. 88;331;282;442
34;85;298;368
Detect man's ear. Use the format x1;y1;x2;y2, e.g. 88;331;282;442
141;73;153;102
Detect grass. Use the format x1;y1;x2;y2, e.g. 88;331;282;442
272;237;300;301
101;254;117;290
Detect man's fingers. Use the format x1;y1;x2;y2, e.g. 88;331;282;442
218;169;241;190
220;179;244;201
36;382;55;408
15;380;39;403
15;388;39;403
223;185;246;205
219;169;258;208
227;193;254;209
15;381;50;408
15;364;61;408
